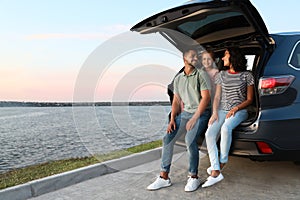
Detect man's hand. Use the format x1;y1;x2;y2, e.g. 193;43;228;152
167;120;176;133
186;117;197;131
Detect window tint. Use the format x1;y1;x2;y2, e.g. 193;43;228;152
177;12;250;39
289;41;300;70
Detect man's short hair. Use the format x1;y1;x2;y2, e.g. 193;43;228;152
182;48;197;57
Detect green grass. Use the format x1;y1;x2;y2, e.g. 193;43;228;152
0;140;162;190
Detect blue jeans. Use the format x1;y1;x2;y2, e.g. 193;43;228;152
161;110;210;176
205;109;248;170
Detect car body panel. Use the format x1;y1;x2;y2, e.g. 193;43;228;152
234;34;300;160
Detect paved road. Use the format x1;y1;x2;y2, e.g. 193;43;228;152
30;150;300;200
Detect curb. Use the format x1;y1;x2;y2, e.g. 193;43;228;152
0;147;186;200
0;147;161;200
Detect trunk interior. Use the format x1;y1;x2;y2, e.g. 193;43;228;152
176;38;272;147
203;39;269;125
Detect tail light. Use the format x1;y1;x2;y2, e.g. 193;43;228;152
259;75;295;96
256;142;273;154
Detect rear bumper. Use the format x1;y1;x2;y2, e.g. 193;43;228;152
175;116;300;161
176;137;300;161
230;140;300;161
231;117;300;161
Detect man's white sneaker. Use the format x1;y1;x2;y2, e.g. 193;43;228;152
184;177;200;192
147;176;171;190
202;173;224;188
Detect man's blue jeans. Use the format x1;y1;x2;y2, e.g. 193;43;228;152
161;110;210;176
205;109;248;170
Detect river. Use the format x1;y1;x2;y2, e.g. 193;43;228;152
0;105;170;173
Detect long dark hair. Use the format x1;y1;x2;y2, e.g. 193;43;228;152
228;47;247;72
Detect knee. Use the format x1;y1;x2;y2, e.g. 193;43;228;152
185;134;196;146
221;125;232;136
205;129;215;140
162;134;172;145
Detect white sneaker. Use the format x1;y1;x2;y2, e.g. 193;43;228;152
184;177;200;192
202;173;224;188
147;176;171;190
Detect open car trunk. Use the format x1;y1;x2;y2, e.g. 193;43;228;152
131;0;275;147
131;0;272;50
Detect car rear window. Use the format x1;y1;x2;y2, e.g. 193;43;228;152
177;11;251;38
289;40;300;70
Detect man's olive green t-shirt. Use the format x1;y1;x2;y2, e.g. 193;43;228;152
173;68;211;113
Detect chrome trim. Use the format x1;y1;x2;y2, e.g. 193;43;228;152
288;40;300;71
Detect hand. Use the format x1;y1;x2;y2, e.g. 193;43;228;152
186;117;197;131
208;112;218;125
226;107;239;119
167;120;176;133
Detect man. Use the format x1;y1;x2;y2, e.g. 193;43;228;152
147;48;211;192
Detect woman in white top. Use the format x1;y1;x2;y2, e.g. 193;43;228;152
201;50;219;81
201;50;219;101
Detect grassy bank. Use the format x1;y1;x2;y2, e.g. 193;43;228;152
0;140;162;190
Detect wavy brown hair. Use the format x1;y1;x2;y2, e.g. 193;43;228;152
227;47;247;72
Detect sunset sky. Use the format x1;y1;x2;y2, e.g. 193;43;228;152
0;0;299;102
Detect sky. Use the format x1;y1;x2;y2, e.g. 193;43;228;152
0;0;299;102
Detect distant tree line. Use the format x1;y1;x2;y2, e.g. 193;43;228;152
0;101;170;107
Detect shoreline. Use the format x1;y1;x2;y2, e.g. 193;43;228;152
0;101;171;107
